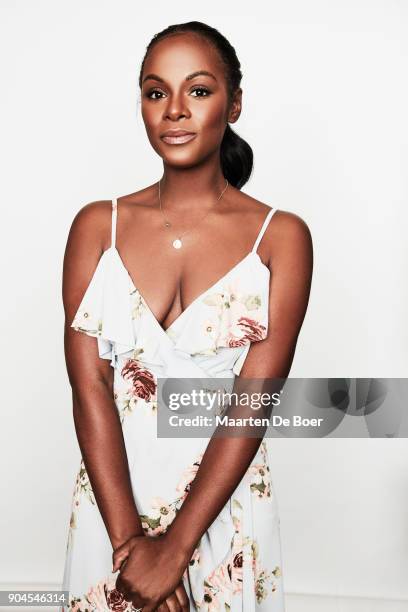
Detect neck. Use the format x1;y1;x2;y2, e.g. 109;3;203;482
159;158;228;213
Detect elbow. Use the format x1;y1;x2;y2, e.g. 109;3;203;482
65;357;113;399
69;374;113;412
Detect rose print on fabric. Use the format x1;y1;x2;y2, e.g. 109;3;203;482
113;388;140;423
202;278;267;351
112;349;158;421
175;455;203;501
67;574;134;611
71;308;102;337
65;460;95;552
139;453;204;538
201;569;230;610
203;279;260;317
120;359;156;402
139;496;177;536
195;493;282;610
129;287;145;320
248;461;272;499
244;294;262;311
229;500;244;597
202;293;225;308
227;316;267;347
201;317;219;341
188;546;201;570
228;506;244;595
251;536;282;605
194;499;243;610
229;550;244;592
113;374;158;423
248;442;274;499
254;563;282;604
74;460;95;505
175;455;203;570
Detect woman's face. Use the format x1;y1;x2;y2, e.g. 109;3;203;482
140;32;241;169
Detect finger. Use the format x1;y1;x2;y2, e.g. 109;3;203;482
174;582;190;610
155;601;170;612
112;543;131;572
129;597;147;611
162;592;181;612
117;556;129;573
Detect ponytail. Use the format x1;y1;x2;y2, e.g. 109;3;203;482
220;124;253;189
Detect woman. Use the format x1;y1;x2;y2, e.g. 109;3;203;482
61;21;313;612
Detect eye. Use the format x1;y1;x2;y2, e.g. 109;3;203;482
145;86;211;100
146;89;166;100
190;86;211;98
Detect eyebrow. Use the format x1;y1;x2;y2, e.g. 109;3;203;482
142;70;218;84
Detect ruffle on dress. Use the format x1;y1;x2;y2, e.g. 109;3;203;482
70;248;163;369
70;248;270;377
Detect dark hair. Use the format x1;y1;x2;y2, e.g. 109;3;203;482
138;21;253;189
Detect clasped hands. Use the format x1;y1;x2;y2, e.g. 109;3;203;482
113;532;191;612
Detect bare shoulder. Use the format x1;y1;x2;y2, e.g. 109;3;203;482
67;199;114;253
266;207;313;270
269;208;312;244
63;200;113;313
236;190;313;264
266;210;313;285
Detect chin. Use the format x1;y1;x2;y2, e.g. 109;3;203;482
162;154;203;169
157;145;203;167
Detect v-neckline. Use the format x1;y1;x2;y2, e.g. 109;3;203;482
110;246;268;338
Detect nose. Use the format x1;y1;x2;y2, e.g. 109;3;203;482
163;92;191;121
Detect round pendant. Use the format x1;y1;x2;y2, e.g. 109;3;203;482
172;238;182;249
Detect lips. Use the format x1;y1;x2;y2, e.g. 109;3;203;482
160;130;197;145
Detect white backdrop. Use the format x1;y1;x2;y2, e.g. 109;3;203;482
1;0;407;606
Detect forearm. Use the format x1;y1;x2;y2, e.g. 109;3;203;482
165;377;278;559
166;434;262;558
71;382;144;550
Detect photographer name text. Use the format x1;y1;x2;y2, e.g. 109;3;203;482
168;415;323;427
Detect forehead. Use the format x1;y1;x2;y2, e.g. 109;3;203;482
142;32;225;81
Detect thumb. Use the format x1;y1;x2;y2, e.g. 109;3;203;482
112;541;131;573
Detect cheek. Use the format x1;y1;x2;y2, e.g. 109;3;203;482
141;104;159;132
196;101;227;134
141;105;164;154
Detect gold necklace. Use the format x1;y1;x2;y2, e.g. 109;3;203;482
158;179;229;249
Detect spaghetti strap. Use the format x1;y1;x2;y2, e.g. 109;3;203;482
251;206;278;254
111;198;118;248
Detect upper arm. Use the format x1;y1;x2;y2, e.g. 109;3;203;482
240;210;313;378
62;201;113;390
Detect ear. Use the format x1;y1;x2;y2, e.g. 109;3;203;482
227;88;242;124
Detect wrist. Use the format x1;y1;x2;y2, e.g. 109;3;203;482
164;522;198;564
111;527;145;551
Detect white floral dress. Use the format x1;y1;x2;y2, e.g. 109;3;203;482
61;199;285;611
